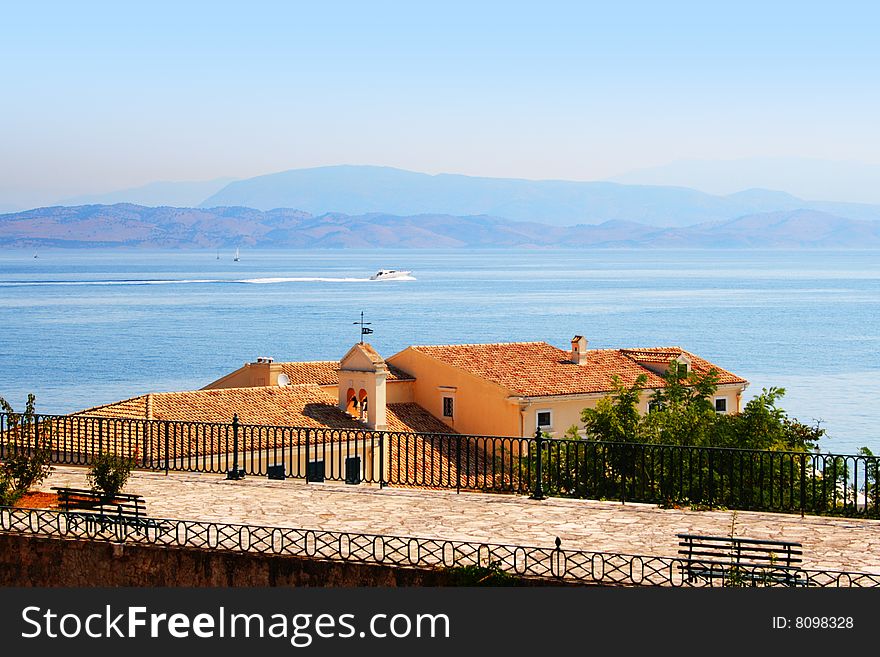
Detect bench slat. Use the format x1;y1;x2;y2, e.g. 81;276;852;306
677;532;805;585
677;533;801;548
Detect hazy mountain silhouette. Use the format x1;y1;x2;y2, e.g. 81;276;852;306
61;178;236;208
199;165;880;226
610;157;880;205
3;204;879;249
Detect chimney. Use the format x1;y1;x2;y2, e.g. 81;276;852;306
248;356;277;386
570;335;589;365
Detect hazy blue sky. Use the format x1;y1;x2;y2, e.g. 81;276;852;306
2;1;879;206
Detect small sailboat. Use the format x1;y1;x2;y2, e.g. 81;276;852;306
233;248;240;262
216;250;220;260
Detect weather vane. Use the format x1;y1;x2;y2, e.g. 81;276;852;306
353;311;373;343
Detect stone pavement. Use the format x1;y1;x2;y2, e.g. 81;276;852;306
41;465;880;574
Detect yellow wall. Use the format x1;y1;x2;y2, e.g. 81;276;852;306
388;348;521;437
203;362;282;389
526;382;747;438
389;349;748;439
317;380;413;403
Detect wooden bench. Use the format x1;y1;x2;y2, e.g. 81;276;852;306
677;533;805;586
51;487;165;534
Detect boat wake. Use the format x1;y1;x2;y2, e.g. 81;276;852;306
0;276;383;287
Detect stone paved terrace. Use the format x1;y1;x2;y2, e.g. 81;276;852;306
40;465;880;574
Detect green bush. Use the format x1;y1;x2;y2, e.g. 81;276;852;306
88;453;135;496
0;472;18;506
0;394;55;505
0;449;53;505
443;561;518;586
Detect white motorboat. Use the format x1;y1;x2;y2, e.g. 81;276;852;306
369;269;412;281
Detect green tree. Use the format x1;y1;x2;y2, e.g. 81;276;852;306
640;361;720;447
0;395;54;505
580;374;646;443
715;387;824;451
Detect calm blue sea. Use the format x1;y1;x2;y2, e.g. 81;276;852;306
0;248;878;454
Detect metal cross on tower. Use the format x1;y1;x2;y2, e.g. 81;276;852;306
353;311;373;343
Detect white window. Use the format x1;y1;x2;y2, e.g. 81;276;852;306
536;410;552;429
714;397;728;414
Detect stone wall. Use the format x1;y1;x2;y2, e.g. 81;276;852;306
0;534;579;587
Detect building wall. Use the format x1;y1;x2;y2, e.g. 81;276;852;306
317;380;413;404
388;349;521;437
203;362;282;389
389;350;748;440
525;382;747;438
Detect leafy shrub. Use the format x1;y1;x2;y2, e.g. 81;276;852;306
0;449;53;505
0;395;55;506
443;561;518;586
88;453;135;496
0;472;18;506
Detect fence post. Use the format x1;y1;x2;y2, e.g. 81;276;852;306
530;428;545;500
800;453;806;518
456;434;461;494
304;428;310;484
707;449;714;507
164;421;169;475
226;414;243;480
379;431;385;489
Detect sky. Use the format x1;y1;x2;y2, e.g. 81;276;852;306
2;1;879;208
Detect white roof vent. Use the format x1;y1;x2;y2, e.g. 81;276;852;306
255;356;274;364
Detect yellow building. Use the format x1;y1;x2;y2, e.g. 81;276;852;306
386;336;748;437
53;336;748;485
194;335;748;438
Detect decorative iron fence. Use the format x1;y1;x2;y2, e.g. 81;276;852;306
1;506;877;587
1;412;878;517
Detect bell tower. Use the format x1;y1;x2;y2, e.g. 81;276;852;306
337;342;388;430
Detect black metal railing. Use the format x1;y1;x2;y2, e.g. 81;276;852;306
1;506;877;587
2;412;878;517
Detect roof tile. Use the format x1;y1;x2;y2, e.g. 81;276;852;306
407;342;746;397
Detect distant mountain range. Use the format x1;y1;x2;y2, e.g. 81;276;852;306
3;204;879;249
42;165;880;229
197;165;880;227
59;177;236;208
610;157;880;204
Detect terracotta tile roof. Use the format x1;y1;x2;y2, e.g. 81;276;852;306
356;342;385;365
618;348;685;363
386;403;457;434
386;434;488;490
52;385;450;459
277;360;414;385
277;361;341;386
75;384;350;428
407;342;746;397
75;385;438;433
75;395;148;419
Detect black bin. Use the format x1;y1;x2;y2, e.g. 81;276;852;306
307;460;325;483
267;464;285;480
345;456;362;485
